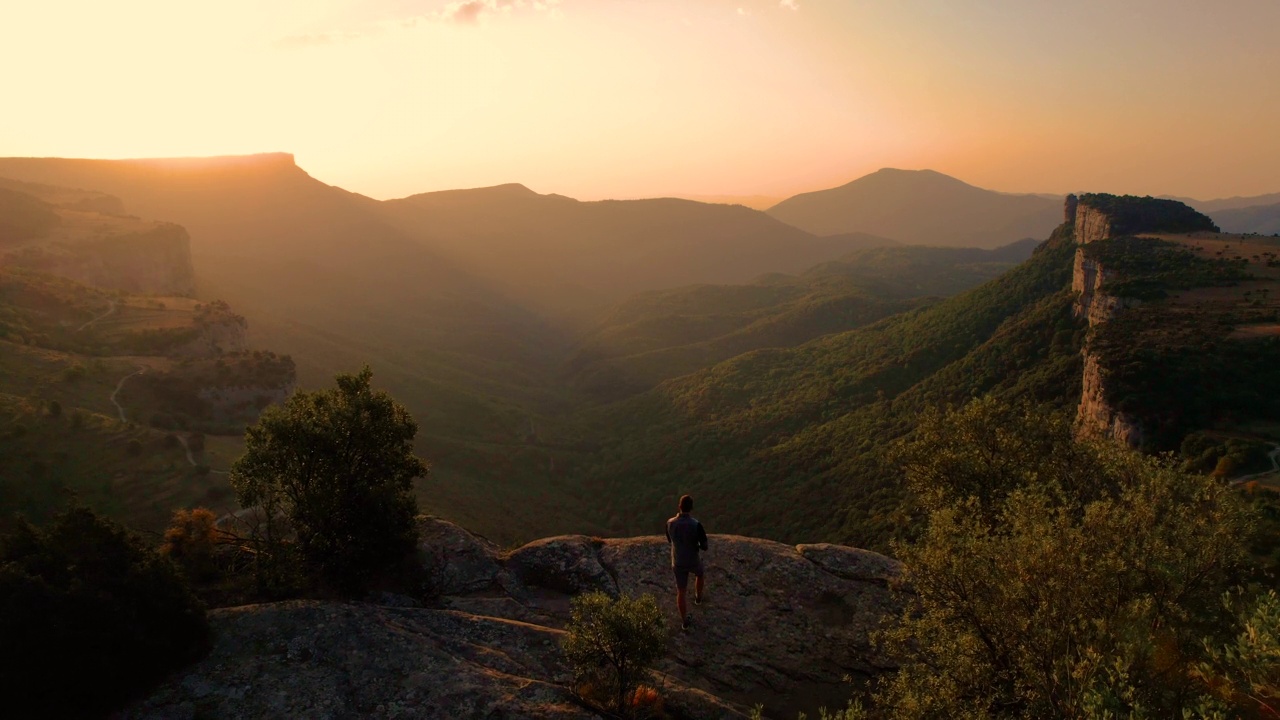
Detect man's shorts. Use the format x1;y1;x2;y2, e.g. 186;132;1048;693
673;560;704;590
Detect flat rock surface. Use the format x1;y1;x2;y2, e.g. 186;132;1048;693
123;601;596;720
127;519;904;719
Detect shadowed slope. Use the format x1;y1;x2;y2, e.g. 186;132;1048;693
576;225;1082;546
0;155;586;542
383;184;887;324
1212;202;1280;235
568;239;1040;398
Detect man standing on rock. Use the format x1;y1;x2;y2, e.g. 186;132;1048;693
666;494;708;631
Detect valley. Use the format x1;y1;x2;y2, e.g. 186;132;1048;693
2;157;1278;553
8;5;1280;717
3;161;1279;720
0;157;1071;545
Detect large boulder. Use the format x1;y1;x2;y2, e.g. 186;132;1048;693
504;535;618;597
416;516;508;596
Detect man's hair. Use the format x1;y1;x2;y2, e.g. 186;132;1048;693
679;495;693;513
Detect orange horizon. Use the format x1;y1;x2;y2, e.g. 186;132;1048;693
2;1;1278;202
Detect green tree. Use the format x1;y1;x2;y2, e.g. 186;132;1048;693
230;367;427;592
1194;589;1280;717
160;507;220;583
0;507;209;717
563;591;667;715
875;398;1253;719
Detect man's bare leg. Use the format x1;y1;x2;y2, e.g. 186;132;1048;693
694;574;705;604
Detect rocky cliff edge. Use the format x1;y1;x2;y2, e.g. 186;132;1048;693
124;517;904;720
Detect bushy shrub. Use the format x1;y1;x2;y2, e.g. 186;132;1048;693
563;591;666;715
0;508;209;717
161;508;220;582
875;398;1253;719
1194;589;1280;717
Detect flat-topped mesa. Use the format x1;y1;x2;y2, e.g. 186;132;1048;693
1068;194;1218;448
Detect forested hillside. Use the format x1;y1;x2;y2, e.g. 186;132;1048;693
575;225;1083;548
0;155;911;542
0;185;295;529
569;240;1039;398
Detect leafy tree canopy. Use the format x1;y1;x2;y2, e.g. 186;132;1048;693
230;366;428;592
1077;193;1219;235
0;507;208;717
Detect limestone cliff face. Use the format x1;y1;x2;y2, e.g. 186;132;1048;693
172;300;250;360
196;380;293;419
2;221;196;296
176;316;248;359
126;518;904;720
1078;350;1144;447
1071;196;1145;447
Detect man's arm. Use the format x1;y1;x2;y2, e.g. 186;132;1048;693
665;519;672;544
697;521;708;551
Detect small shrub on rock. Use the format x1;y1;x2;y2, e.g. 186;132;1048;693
563;591;666;715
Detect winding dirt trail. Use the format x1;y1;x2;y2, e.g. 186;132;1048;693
110;366;145;422
1230;443;1280;486
110;365;228;475
76;300;117;332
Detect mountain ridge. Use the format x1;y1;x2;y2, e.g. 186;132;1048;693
766;168;1062;247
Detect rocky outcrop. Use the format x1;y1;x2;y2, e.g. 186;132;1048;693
129;518;905;719
1078;351;1145;448
123;601;600;720
196;381;292;419
1073;202;1114;247
1070;196;1146;447
430;518;904;717
2;221;196;296
1072;239;1141;326
178;320;247;358
174;301;248;358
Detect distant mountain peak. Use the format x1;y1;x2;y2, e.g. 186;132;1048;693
849;167;973;187
397;182;545;205
767;168;1061;246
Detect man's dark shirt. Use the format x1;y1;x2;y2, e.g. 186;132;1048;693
666;512;708;568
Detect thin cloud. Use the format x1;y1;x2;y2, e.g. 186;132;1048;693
779;0;799;9
433;0;562;24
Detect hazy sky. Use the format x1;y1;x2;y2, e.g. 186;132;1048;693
3;0;1278;201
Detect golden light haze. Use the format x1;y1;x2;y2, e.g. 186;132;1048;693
2;0;1278;200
